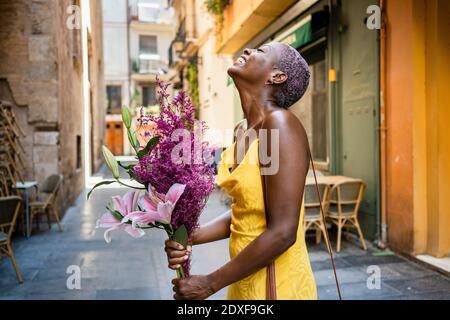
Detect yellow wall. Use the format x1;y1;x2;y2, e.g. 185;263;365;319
411;0;428;254
424;0;450;257
216;0;297;53
387;0;450;257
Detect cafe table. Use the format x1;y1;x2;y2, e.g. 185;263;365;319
12;181;38;239
305;175;360;187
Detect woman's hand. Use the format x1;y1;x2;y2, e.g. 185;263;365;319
164;239;192;270
172;275;216;300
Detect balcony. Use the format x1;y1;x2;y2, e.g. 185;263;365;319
130;1;174;26
132;54;170;81
168;17;199;68
216;0;299;53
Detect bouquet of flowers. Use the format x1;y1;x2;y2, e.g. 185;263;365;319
89;78;216;278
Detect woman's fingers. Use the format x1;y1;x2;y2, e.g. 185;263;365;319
165;239;191;270
168;249;186;258
168;254;190;268
165;239;185;250
169;264;182;270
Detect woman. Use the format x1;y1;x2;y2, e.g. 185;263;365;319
166;42;317;300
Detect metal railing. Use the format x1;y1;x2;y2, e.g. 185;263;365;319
130;1;173;24
168;17;186;67
134;56;167;74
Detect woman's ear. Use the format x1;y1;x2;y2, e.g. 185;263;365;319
265;70;288;85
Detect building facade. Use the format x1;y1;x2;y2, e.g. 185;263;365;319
169;0;235;146
384;0;450;259
103;0;175;155
215;0;381;241
0;0;105;211
208;0;450;262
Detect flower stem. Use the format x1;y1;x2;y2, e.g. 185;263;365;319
116;179;146;190
176;267;185;279
165;225;184;279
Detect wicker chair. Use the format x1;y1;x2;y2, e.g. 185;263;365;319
327;180;367;253
29;174;63;236
303;183;330;245
0;196;23;283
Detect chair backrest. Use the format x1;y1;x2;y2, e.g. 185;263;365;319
307;169;325;178
41;174;63;194
0;171;8;197
329;180;365;217
304;183;330;207
0;196;22;238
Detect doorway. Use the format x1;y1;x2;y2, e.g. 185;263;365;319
105;121;124;156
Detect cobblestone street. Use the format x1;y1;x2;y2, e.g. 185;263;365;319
1;183;450;300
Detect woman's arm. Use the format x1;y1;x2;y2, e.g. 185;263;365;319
192;209;231;245
173;110;310;299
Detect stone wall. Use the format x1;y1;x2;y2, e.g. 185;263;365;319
89;0;106;174
0;0;105;213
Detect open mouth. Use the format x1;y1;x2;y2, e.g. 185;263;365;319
235;55;247;65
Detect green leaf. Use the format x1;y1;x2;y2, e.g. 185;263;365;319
118;161;135;170
121;106;132;129
102;146;120;179
171;224;188;248
87;180;116;199
118;161;137;180
111;210;124;222
137;136;160;159
105;205;128;223
132;132;139;148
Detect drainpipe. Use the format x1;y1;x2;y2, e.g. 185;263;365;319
378;0;388;248
328;0;338;175
127;0;132;107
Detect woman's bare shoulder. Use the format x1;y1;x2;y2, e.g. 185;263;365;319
261;109;307;142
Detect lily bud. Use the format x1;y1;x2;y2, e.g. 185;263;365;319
102;145;120;179
121;106;132;129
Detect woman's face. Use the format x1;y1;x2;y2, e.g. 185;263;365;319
228;42;282;84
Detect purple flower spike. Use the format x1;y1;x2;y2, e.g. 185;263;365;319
132;78;216;275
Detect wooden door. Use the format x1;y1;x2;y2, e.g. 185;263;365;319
105;121;124;156
338;0;380;240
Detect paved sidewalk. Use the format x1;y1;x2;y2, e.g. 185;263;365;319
1;185;450;300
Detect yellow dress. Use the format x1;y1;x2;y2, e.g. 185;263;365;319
215;139;317;300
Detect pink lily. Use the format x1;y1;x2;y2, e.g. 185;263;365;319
122;183;186;226
96;191;145;243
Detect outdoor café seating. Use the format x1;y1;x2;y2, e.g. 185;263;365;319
29;174;63;236
303;183;330;245
327;180;367;253
0;196;23;283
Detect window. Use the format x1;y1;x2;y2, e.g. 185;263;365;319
290;49;329;168
142;84;157;106
106;85;122;114
76;135;82;169
139;35;158;55
311;60;328;163
71;0;82;67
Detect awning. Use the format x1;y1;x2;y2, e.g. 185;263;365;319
280;19;312;48
276;9;329;50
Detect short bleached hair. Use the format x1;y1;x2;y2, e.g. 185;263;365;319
273;43;310;109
